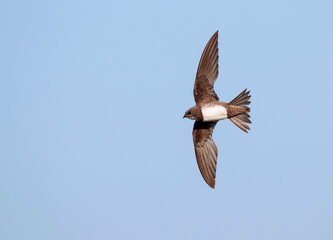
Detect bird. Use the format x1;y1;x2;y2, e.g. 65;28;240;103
183;31;251;188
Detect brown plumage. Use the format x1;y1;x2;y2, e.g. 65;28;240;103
193;31;219;105
193;121;218;188
228;89;252;133
183;31;252;188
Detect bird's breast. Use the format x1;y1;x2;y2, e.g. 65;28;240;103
201;105;228;122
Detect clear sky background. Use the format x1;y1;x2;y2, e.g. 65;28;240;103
1;0;332;239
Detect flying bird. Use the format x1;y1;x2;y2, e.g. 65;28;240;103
183;31;252;188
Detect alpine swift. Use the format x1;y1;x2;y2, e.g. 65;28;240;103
183;31;252;188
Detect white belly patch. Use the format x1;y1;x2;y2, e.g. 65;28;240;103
201;105;228;122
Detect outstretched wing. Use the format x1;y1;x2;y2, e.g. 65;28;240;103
193;31;219;105
193;121;218;188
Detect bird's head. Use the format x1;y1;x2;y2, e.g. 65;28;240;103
183;106;203;121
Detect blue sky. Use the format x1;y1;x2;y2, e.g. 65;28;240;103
1;0;332;239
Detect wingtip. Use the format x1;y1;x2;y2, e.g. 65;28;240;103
210;30;218;39
206;180;216;189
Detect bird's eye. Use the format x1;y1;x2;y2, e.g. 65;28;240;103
188;111;192;115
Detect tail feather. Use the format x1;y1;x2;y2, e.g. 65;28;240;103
228;89;252;133
230;117;250;133
229;88;251;106
237;113;252;124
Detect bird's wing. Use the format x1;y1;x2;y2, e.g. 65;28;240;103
193;31;219;105
193;121;218;188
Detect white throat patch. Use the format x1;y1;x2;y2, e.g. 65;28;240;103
201;105;228;122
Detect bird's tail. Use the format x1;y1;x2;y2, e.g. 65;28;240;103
228;89;251;133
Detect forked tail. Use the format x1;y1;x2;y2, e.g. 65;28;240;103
228;89;251;133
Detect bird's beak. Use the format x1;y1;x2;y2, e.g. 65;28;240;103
183;114;186;119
